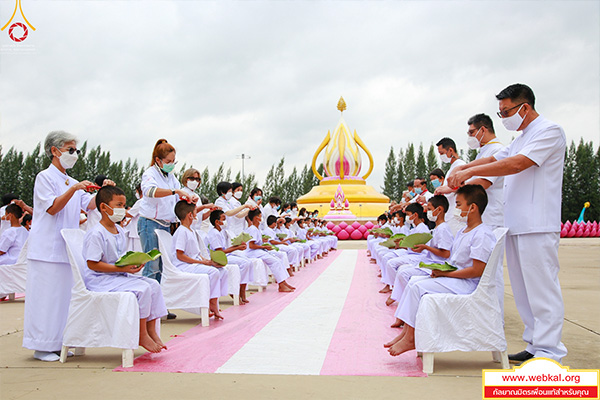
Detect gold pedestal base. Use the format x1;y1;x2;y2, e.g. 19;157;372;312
296;179;390;219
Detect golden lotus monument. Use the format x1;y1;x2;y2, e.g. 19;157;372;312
297;97;390;219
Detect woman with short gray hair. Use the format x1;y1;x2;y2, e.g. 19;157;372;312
23;130;114;362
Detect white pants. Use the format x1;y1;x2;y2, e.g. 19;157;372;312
228;254;253;285
278;245;299;267
249;251;289;284
178;264;228;298
390;264;429;301
23;260;72;352
506;233;567;361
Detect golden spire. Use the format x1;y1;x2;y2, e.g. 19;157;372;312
337;96;346;113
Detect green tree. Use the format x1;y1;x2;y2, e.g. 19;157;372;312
426;144;439;175
403;143;416;183
381;147;397;200
415;143;428;179
395;149;405;201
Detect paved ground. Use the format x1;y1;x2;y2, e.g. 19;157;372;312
1;238;598;400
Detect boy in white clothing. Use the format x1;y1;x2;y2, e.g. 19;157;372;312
263;215;299;276
207;209;252;304
0;204;29;265
384;184;496;356
386;195;453;313
172;201;229;319
83;186;167;353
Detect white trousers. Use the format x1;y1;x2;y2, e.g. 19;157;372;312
23;260;72;352
249;251;289;284
228;254;253;284
506;233;567;361
178;263;229;298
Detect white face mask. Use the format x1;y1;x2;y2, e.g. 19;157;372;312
220;219;228;229
440;153;452;164
453;205;470;223
233;191;242;199
58;150;78;169
135;192;141;200
225;192;233;200
501;104;527;131
466;128;482;150
186;180;199;191
406;217;414;227
104;205;126;223
426;209;437;222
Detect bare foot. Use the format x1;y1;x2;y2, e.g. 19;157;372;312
287;268;295;276
379;285;391;294
390;318;404;328
366;251;371;257
370;259;377;264
377;272;382;277
139;335;162;353
284;281;296;290
241;297;250;304
383;330;406;348
278;285;294;292
148;330;167;350
385;296;395;306
388;337;415;356
211;308;224;320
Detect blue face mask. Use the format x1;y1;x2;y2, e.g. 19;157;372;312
431;179;441;189
160;162;175;174
407;191;415;199
414;187;423;195
276;205;280;210
254;196;262;202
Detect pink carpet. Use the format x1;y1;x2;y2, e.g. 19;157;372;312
115;251;342;373
115;250;425;377
320;249;426;376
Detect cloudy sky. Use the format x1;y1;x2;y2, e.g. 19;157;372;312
1;0;598;190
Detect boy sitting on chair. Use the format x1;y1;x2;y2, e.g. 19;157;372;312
83;186;167;353
172;201;229;319
384;184;496;357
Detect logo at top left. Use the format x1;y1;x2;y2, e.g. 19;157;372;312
1;0;36;42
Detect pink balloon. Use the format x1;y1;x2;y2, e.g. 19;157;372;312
332;225;341;234
337;230;350;240
326;222;335;230
564;221;571;230
351;221;361;229
575;229;583;238
345;226;355;234
567;227;576;238
339;222;348;230
560;222;564;230
583;228;591;237
350;230;363;240
560;228;568;238
363;230;370;239
592;221;598;230
586;221;592;229
364;221;374;229
358;225;367;233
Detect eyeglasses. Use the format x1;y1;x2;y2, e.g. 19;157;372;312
467;127;480;136
187;177;201;182
64;147;81;155
497;103;526;118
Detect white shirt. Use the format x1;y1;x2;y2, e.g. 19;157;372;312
0;206;10;235
470;141;505;228
493;116;566;235
0;226;28;265
139;165;180;222
444;158;467;216
82;223;129;286
448;223;496;283
228;197;247;236
171;225;202;268
422;221;454;264
28;164;94;262
206;227;227;251
125;199;142;238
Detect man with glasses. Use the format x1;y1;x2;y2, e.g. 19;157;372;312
448;84;567;363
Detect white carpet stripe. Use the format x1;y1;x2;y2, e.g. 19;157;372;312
216;250;358;375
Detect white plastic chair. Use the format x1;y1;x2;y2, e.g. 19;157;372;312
60;229;140;368
0;239;28;300
415;228;509;374
154;229;211;326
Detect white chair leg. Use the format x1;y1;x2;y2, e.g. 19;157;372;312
201;307;210;327
500;350;509;369
257;285;263;292
122;349;134;368
233;294;240;306
74;347;85;356
294;265;299;272
59;345;69;363
8;293;15;301
422;352;434;374
492;351;501;363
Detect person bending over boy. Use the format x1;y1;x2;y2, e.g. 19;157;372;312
83;186;167;353
384;184;496;356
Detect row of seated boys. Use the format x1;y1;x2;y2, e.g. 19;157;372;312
81;186;336;354
366;184;498;357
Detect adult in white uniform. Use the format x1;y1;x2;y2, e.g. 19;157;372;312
435;137;467;235
464;113;506;314
180;168;215;232
449;83;567;363
261;197;281;230
214;181;251;234
228;182;250;236
23;131;113;362
138;139;187;284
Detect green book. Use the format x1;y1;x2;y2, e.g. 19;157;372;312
419;261;458;272
115;250;161;267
